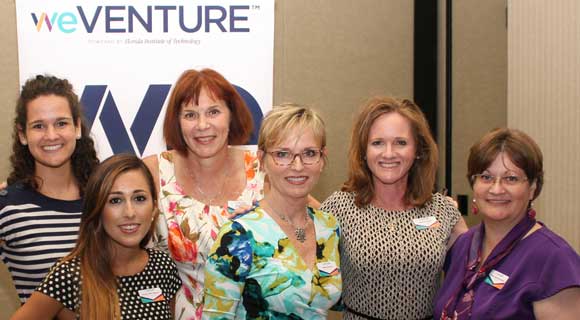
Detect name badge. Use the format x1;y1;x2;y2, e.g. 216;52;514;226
317;261;339;277
484;269;509;289
138;287;165;303
412;216;440;230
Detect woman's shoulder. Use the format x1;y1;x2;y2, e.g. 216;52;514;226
0;183;30;208
424;192;462;221
311;206;340;228
529;226;580;258
44;256;81;280
147;248;177;264
321;191;355;208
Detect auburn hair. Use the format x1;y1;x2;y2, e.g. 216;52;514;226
342;97;438;208
62;154;158;319
163;68;253;154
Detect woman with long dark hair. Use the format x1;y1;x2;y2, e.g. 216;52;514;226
11;154;181;319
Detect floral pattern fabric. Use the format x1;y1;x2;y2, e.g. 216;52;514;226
202;206;342;319
154;147;265;320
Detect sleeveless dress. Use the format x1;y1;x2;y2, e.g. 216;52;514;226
154;147;265;320
321;191;461;319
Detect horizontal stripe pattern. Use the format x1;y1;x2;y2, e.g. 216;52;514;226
0;184;81;303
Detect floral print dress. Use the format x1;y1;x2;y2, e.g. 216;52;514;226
154;147;265;320
202;206;342;319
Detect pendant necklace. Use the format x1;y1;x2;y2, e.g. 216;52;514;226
268;204;311;243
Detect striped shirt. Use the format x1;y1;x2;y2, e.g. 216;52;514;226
0;183;81;303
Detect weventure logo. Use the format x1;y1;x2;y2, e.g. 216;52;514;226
31;4;257;33
81;84;262;156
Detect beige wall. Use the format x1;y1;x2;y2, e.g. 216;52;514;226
0;0;21;317
450;0;507;227
507;0;580;250
275;0;414;201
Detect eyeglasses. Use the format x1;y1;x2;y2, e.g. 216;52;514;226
471;173;528;186
267;149;323;166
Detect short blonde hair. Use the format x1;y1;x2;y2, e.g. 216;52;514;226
258;104;326;152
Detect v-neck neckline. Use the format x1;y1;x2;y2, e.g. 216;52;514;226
261;206;319;273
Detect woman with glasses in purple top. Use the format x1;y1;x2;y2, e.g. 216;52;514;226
434;128;580;319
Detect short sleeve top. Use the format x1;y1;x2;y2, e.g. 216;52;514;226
36;248;182;319
0;183;81;303
433;225;580;319
321;191;461;319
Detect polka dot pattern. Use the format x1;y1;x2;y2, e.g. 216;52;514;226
321;192;460;320
37;248;181;319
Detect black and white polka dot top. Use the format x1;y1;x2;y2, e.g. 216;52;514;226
37;248;182;319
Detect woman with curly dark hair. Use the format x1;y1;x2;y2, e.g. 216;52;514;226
0;75;99;303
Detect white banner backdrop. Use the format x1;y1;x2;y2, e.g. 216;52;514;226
15;0;274;159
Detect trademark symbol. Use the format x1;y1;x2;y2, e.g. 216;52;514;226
252;5;260;10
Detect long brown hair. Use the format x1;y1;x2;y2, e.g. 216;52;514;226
7;75;99;194
63;154;158;319
163;68;254;153
342;97;438;208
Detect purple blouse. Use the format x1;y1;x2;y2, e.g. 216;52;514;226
433;224;580;319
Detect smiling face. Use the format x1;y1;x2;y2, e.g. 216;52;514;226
366;112;417;190
18;94;80;172
179;87;231;159
261;128;325;202
473;152;536;224
102;170;155;253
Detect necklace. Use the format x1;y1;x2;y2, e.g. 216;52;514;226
268;204;311;243
187;161;230;206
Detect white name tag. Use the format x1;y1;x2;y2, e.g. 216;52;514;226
412;216;440;229
317;261;339;277
138;287;165;303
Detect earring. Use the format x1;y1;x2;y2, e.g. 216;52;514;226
471;198;478;215
528;201;536;219
21;141;27;146
76;133;81;140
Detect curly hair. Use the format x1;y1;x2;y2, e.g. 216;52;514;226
7;75;99;195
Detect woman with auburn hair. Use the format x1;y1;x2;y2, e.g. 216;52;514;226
11;154;181;320
203;105;341;319
143;68;266;319
434;128;580;319
0;75;99;303
321;96;467;319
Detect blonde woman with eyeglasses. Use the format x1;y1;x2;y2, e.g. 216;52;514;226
202;105;341;319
